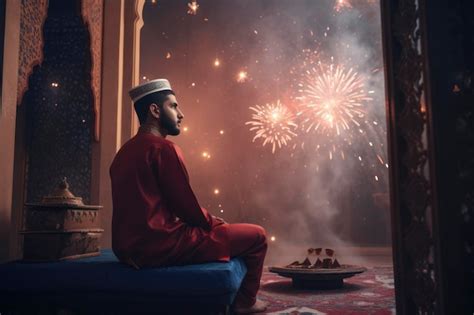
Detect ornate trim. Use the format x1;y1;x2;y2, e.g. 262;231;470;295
17;0;48;105
382;0;438;312
81;0;104;142
131;0;145;136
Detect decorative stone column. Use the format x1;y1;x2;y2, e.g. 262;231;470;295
0;0;21;262
94;0;145;248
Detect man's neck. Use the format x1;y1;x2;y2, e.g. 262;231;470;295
139;123;167;138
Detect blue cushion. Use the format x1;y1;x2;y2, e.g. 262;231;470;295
0;249;247;308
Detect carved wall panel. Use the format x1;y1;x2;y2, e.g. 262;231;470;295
81;0;104;141
384;0;474;312
23;0;93;204
382;0;438;313
17;0;48;105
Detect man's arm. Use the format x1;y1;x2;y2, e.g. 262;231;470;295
157;142;212;230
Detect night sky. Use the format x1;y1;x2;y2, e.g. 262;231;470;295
141;0;388;263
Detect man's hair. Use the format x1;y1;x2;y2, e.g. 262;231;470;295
133;90;175;125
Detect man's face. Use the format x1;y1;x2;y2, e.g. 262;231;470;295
159;94;184;136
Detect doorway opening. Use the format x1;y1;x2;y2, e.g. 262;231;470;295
140;1;394;312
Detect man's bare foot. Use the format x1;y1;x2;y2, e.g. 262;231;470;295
233;299;268;314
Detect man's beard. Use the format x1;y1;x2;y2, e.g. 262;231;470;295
160;112;180;136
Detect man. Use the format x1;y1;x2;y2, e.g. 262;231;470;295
110;79;268;314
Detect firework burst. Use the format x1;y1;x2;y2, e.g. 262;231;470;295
297;63;372;137
334;0;352;12
246;100;298;153
291;52;387;184
237;70;248;83
187;1;199;15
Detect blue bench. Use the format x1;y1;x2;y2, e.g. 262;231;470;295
0;249;247;314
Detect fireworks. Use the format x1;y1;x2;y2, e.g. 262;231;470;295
187;1;199;15
334;0;352;12
290;50;387;175
237;71;248;83
297;63;372;137
246;100;298;154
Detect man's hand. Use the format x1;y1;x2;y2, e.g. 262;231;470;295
212;215;227;224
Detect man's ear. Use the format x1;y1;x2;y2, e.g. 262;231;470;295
149;103;160;119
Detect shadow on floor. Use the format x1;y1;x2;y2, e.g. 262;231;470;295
262;279;365;295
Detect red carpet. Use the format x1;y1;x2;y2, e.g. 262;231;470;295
258;266;395;314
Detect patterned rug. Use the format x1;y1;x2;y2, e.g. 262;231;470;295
258;266;395;315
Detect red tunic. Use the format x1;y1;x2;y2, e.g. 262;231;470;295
110;130;230;268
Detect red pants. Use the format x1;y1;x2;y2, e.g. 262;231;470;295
124;223;267;306
227;223;268;307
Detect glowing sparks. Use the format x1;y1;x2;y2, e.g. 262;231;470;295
237;71;248;83
183;126;189;132
297;63;372;137
214;58;220;67
187;1;199;15
246;100;298;154
166;52;171;59
334;0;352;12
213;188;220;195
202;151;211;159
270;236;276;242
51;82;59;88
219;130;224;135
289;49;387;168
377;154;384;165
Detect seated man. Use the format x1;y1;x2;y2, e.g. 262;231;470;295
110;79;268;314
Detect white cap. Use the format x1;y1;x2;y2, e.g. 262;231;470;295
129;78;173;102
